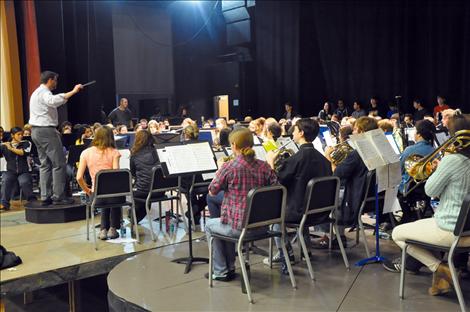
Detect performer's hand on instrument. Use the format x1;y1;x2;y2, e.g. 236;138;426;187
73;84;83;93
266;150;276;169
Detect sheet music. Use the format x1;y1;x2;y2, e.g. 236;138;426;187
350;134;383;170
368;129;399;164
376;162;401;192
156;142;217;175
405;128;416;142
202;172;216;181
323;130;335;147
313;137;325;155
0;158;6;171
435;132;449;146
385;134;400;155
119;149;130;170
253;135;261;145
276;137;299;153
253;145;267;161
383;186;401;213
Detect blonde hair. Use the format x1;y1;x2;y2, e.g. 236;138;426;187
377;119;393;133
92;126;115;150
229;128;255;159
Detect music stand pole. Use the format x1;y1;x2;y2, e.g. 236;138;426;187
172;182;209;274
355;183;386;266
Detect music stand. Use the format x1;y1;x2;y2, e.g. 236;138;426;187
157;142;217;273
153;133;181;145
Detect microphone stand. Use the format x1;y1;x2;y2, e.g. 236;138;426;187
395;96;408;149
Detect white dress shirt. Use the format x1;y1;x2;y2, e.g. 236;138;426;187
29;84;67;127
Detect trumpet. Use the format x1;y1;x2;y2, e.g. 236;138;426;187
405;129;470;182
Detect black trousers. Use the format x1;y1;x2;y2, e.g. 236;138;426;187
92;195;124;230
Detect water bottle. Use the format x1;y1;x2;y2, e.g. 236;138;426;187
430;199;439;212
120;220;126;236
80;192;87;204
170;218;176;233
378;231;391;240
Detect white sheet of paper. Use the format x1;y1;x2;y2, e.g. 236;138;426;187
313;137;325;155
405;128;416;142
253;135;261;145
386;134;400;155
202;172;216;181
276;137;299;153
157;143;217;175
435;132;450;146
253;145;267;161
368;129;400;165
119;149;130;170
376;165;389;193
383;187;401;213
388;161;402;187
350;134;384;170
0;158;6;171
323;130;335;147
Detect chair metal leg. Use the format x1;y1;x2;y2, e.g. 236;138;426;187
86;204;89;241
209;237;214;287
329;223;333;250
399;244;408;299
448;243;467;312
269;237;273;269
281;235;297;289
238;241;253;303
91;206;97;250
358;216;371;258
158;202;163;230
146;200;156;242
131;203;140;243
334;224;350;270
299;227;314;281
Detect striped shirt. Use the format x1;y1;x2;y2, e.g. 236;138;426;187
209;155;278;230
425;153;470;232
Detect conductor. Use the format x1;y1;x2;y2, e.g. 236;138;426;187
29;71;82;205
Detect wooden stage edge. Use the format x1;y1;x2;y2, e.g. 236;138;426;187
0;206;202;297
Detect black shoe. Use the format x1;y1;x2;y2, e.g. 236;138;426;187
53;198;74;205
204;270;236;281
382;257;420;275
41;197;53;206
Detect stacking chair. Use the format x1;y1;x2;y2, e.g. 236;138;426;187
399;194;470;312
356;170;385;257
208;185;296;303
134;166;182;241
86;169;138;250
286;176;350;281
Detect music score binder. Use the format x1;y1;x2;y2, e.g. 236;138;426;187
157;142;217;177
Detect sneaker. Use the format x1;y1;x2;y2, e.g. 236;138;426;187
98;229;108;240
263;250;295;266
41;197;53;206
382;257;420;274
0;204;10;211
204;270;236;281
107;227;119;239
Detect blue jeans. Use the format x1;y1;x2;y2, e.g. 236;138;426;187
1;171;34;208
205;218;266;276
207;192;224;218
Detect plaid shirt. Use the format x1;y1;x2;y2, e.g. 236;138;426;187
209;155;278;230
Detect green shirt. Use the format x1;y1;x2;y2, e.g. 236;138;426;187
425;153;470;232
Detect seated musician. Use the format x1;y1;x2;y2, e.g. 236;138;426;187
0;127;35;211
397;119;436;223
205;128;278;281
392;113;470;296
333;117;379;244
76;126;122;240
264;118;332;266
75;125;93;145
130;130;163;225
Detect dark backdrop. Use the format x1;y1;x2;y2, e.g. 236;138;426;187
254;0;470;118
18;0;470;124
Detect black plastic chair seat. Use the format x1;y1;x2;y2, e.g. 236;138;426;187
211;230;282;243
94;201;133;209
133;194;179;203
405;239;470;253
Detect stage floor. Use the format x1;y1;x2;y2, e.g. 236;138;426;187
0;202;203;295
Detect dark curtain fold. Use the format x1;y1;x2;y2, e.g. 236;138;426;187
255;1;300;119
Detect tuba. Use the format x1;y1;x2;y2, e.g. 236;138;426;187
328;141;354;166
405;129;470;182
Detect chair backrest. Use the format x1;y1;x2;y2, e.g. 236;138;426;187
244;185;287;229
94;169;132;198
67;145;87;166
303;176;340;224
454;193;470;237
150;166;179;193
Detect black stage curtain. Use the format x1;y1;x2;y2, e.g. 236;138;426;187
31;1;116;124
255;0;470;118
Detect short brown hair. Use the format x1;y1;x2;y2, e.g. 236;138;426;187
355;117;378;133
377;119;393;133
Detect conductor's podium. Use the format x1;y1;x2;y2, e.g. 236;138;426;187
25;197;86;224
